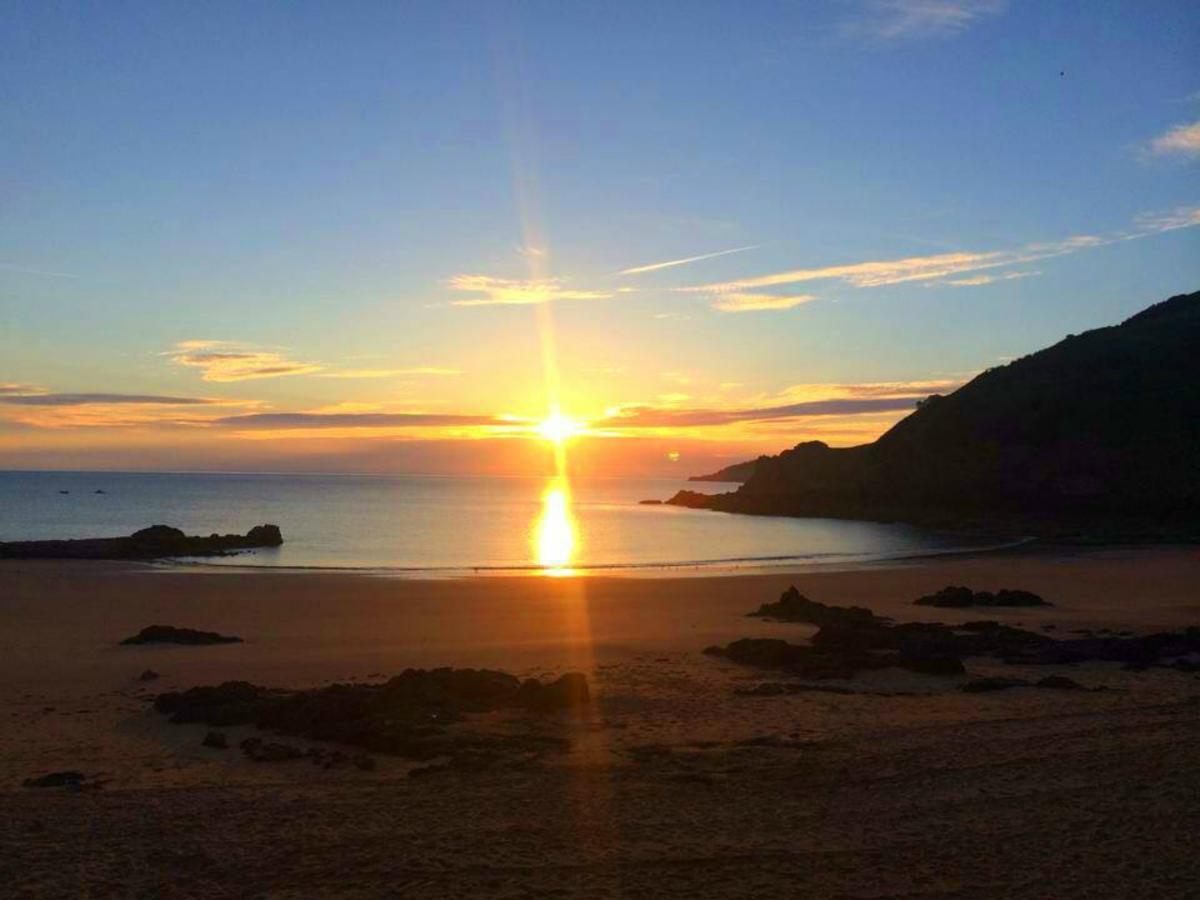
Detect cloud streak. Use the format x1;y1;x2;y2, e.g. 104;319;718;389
317;367;462;379
710;292;818;312
617;245;759;276
448;275;611;307
682;206;1200;308
212;412;507;430
166;341;322;382
602;397;922;428
0;391;214;406
841;0;1006;42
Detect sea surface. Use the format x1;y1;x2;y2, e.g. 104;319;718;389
0;470;1003;575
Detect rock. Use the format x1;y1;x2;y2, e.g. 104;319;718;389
662;490;716;509
23;771;86;788
637;499;663;505
240;738;304;762
202;731;228;749
961;677;1030;693
155;681;262;725
709;636;964;680
0;523;284;560
516;672;590;711
898;654;966;676
137;669;160;681
352;753;376;771
121;625;242;646
915;586;1050;608
735;682;788;696
151;668;589;765
749;586;882;626
1036;675;1086;690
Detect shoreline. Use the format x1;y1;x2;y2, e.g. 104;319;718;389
4;544;1198;897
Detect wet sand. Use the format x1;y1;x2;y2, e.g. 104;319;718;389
2;547;1198;897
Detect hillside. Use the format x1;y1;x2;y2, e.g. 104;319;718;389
669;290;1200;535
688;458;761;483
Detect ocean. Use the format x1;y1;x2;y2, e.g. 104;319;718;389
0;470;998;574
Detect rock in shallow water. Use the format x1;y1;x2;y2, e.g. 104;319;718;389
121;625;242;646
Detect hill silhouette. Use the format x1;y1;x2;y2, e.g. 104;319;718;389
668;290;1200;536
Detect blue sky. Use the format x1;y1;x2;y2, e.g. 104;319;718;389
1;1;1197;474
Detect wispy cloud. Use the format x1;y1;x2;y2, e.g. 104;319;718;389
938;269;1039;287
1145;120;1200;159
841;0;1006;42
0;383;45;396
448;275;611;307
166;340;322;382
682;206;1200;309
0;392;215;406
710;292;818;312
598;379;963;430
0;263;80;280
617;245;759;276
212;412;506;430
601;397;921;429
317;367;462;379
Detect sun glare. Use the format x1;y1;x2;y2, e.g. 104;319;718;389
534;482;577;573
537;412;584;444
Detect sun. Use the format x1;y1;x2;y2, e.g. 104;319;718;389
536;412;584;444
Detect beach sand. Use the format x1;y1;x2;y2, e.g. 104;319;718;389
2;547;1198;898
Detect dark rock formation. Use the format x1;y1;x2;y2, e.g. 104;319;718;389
137;669;160;681
665;291;1200;536
718;592;1200;681
664;490;718;509
962;677;1030;693
705;636;965;679
152;668;590;765
1036;675;1086;690
749;585;882;627
0;524;283;560
202;731;228;749
121;625;242;646
915;586;1049;608
23;771;86;788
240;737;304;762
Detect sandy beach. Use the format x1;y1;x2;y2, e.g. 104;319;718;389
3;546;1199;898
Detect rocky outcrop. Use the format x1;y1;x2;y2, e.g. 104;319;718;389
667;291;1200;536
121;625;242;646
152;668;590;765
749;586;882;627
703;636;965;679
914;586;1049;608
0;524;283;560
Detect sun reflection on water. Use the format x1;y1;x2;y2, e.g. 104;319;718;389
534;480;577;575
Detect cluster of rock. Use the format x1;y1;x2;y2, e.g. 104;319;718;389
915;585;1049;608
153;667;590;767
961;675;1088;693
23;771;103;791
121;625;242;646
748;586;880;627
708;587;1200;681
0;524;283;560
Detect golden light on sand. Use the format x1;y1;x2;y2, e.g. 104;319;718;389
536;412;584;444
534;480;577;573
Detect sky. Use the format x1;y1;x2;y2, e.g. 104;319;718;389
2;1;1198;477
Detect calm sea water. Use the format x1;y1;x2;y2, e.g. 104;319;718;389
0;470;997;574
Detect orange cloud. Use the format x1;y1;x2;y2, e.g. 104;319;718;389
166;340;322;382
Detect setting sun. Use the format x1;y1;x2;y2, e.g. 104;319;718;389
536;412;585;444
